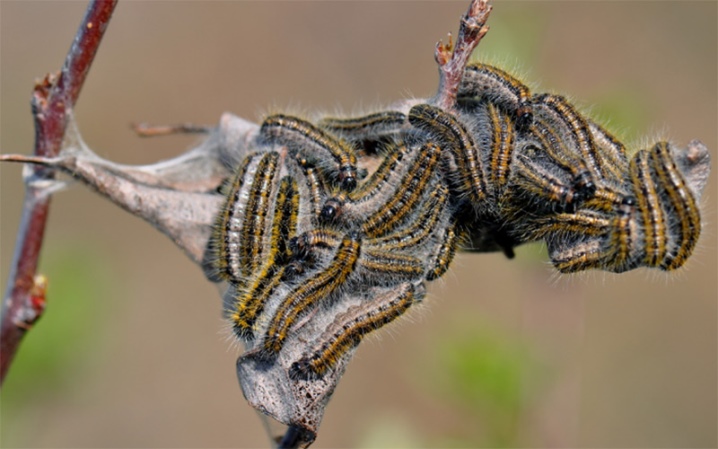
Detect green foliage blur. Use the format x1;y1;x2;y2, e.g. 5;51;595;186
1;245;111;447
430;325;543;448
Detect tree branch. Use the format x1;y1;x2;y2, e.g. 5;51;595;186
432;0;492;110
0;0;117;385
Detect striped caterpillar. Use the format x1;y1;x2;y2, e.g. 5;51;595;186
196;0;710;440
203;59;710;380
0;1;709;445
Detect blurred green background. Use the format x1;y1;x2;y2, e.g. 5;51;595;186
1;1;716;448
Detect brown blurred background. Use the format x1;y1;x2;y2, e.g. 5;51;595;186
1;1;716;448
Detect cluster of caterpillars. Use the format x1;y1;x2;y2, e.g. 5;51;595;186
203;61;707;381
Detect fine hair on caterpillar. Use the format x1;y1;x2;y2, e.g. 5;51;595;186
192;0;713;443
1;1;713;446
205;57;706;388
207;60;710;368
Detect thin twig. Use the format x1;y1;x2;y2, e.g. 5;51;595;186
131;122;212;137
0;0;117;385
433;0;492;110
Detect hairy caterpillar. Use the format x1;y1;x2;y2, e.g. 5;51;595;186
197;1;711;443
206;58;709;381
1;1;712;446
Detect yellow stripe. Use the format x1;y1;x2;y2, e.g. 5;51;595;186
261;114;359;191
488;104;516;194
272;177;299;263
550;239;605;273
301;166;327;225
264;233;362;355
368;183;448;250
606;203;634;271
290;228;343;259
229;176;301;339
582;186;627;212
290;284;415;380
348;143;408;202
230;266;285;340
426;223;458;281
320;143;411;223
530;211;610;240
319;111;406;137
513;155;575;207
588;120;628;182
408;104;486;204
459;63;533;128
534;94;605;180
359;250;425;283
630;149;666;267
528;117;595;205
362;142;441;237
239;152;279;276
649;142;700;270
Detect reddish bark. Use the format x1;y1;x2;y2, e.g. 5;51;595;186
0;0;117;385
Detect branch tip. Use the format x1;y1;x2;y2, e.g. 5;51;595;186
432;0;493;110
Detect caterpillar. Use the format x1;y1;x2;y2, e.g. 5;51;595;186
202;8;709;392
289;282;421;380
0;0;710;445
206;63;709;376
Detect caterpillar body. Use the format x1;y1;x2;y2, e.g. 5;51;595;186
193;1;712;443
205;66;709;376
